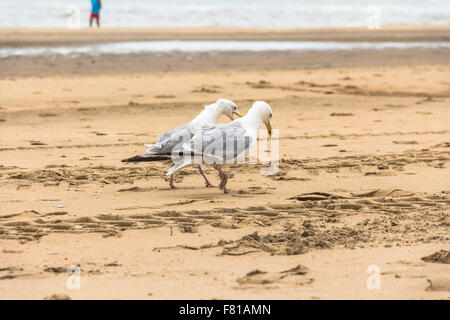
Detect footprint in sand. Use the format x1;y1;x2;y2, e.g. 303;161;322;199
426;278;450;292
44;294;71;300
117;186;154;192
421;250;450;264
155;95;176;99
29;140;46;146
392;140;418;145
38;113;57;118
191;86;220;93
330;112;354;117
237;265;310;285
44;267;67;274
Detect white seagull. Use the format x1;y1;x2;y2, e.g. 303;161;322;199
167;101;273;194
122;98;243;188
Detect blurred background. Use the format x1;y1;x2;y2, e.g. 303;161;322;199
1;0;449;28
1;0;449;301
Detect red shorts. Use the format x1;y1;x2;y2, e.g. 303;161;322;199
90;13;99;19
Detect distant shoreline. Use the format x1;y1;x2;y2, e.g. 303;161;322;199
2;47;449;78
1;25;449;47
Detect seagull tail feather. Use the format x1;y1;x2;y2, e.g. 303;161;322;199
121;154;171;162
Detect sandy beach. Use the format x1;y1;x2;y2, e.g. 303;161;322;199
1;26;450;47
0;27;449;300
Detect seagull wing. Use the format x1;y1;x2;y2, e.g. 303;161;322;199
185;122;252;163
144;123;193;155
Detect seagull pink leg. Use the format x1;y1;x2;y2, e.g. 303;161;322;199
198;166;216;188
169;174;177;189
214;164;229;194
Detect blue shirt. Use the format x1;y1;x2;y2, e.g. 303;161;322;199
91;0;101;14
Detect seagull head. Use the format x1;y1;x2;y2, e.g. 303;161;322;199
250;101;273;135
216;98;243;120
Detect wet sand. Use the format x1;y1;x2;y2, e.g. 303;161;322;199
1;26;450;47
2;48;450;78
0;27;449;300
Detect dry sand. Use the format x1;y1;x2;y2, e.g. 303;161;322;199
0;27;449;300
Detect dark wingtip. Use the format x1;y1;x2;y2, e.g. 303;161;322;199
121;154;171;162
121;155;142;162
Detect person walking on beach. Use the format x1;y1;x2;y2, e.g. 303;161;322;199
89;0;102;27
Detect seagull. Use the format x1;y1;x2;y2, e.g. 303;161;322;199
122;98;243;189
167;101;273;194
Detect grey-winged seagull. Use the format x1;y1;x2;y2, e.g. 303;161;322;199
167;101;273;194
122;98;243;189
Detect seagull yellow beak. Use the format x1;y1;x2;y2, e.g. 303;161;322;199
233;111;243;118
267;122;272;136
